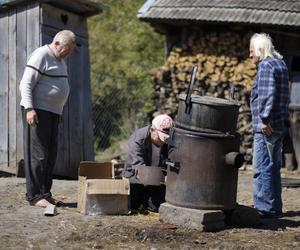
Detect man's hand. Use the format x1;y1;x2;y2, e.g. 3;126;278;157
26;109;39;127
261;123;273;136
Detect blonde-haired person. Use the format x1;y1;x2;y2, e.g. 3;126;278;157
250;33;283;62
19;30;76;208
249;33;290;218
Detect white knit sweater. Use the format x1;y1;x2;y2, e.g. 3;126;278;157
20;45;70;115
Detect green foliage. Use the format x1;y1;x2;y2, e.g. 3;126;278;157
88;0;164;151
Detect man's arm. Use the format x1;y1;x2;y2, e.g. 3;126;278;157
127;136;146;169
19;52;44;126
20;67;42;127
123;133;146;179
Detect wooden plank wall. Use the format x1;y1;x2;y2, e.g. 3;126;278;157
64;43;95;178
0;12;9;169
8;8;17;168
15;5;27;171
0;3;40;171
68;45;84;178
82;45;95;161
41;3;87;38
27;2;40;56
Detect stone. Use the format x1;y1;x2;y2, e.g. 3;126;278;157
159;202;225;231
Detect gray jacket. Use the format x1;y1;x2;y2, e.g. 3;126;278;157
123;126;169;182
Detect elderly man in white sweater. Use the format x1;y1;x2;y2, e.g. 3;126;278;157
19;30;76;208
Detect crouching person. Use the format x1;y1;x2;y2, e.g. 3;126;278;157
123;114;174;212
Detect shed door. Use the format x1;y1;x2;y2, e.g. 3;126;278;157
291;57;300;105
290;57;300;168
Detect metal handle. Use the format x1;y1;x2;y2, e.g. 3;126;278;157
229;84;235;100
165;160;181;174
185;66;198;114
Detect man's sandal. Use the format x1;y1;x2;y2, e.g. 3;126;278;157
46;197;65;207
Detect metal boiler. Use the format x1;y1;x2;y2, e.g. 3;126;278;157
165;66;244;210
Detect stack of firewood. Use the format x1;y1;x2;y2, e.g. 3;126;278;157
151;31;256;164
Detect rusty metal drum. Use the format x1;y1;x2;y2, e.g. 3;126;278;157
176;94;240;134
165;127;244;210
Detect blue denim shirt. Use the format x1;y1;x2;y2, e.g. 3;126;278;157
250;57;290;133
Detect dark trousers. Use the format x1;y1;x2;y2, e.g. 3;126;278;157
130;184;166;212
22;108;59;202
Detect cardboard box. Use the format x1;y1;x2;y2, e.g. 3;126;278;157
78;161;130;215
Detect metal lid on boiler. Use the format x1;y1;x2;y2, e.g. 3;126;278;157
179;94;240;106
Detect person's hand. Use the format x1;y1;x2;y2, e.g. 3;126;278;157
26;109;39;127
261;123;273;136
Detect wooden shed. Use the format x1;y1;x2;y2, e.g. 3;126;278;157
0;0;102;178
138;0;300;167
138;0;300;56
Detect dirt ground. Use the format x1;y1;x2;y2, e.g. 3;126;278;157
0;167;300;250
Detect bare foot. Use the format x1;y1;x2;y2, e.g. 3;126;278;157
34;199;51;208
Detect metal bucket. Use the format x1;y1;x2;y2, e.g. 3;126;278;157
176;94;240;134
165;127;243;210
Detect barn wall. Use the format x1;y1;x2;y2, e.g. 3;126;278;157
0;11;9;170
0;3;40;171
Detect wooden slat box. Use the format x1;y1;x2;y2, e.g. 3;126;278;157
78;161;130;215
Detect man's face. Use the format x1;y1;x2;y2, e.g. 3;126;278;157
150;128;164;146
249;43;259;65
55;42;75;59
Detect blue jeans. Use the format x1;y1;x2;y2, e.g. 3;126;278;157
253;131;284;215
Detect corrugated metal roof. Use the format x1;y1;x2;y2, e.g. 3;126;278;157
148;0;300;13
138;0;300;27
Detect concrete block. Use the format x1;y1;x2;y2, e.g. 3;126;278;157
159;202;225;231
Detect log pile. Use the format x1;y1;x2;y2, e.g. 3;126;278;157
151;31;256;164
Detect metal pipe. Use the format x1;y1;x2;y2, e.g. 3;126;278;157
225;152;244;168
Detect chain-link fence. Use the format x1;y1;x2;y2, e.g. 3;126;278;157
92;89;152;161
0;92;151;170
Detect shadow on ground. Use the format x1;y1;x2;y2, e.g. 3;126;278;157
0;170;15;178
258;213;300;231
